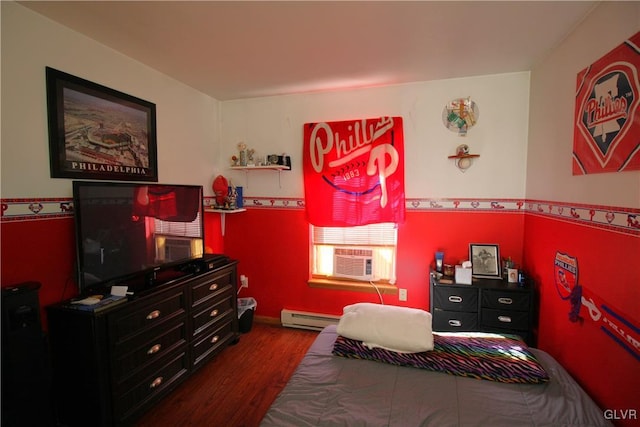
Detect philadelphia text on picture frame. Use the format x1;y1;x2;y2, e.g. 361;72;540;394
46;67;158;182
469;243;501;279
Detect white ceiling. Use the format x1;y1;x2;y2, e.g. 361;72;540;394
20;1;598;100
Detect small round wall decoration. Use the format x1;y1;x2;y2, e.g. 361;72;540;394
442;97;479;136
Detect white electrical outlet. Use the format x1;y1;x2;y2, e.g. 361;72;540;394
399;288;407;301
240;275;248;288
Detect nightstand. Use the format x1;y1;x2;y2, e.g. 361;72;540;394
429;272;537;346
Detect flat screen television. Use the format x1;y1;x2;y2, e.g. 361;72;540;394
72;180;205;295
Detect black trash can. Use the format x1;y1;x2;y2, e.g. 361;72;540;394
237;297;257;333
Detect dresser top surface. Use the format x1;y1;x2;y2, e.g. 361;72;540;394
432;274;533;292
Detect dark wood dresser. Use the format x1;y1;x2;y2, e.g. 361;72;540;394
47;257;238;427
429;272;537;346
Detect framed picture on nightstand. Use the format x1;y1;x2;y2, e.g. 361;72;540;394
469;243;501;279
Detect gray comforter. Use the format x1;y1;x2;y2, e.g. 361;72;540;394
261;325;611;427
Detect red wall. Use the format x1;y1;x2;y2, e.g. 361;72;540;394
524;213;639;421
218;203;638;425
0;212;225;327
0;203;526;319
1;218;76;326
2;200;637;426
219;207;525;318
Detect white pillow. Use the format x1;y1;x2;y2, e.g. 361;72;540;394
337;302;434;353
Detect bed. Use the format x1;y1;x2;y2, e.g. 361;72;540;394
261;324;611;427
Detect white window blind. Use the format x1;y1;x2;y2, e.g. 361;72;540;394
154;212;202;237
311;223;397;283
312;223;397;246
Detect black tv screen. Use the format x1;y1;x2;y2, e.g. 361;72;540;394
72;181;205;295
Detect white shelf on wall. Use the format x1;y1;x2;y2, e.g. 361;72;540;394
204;208;246;236
229;165;290;188
230;165;289;171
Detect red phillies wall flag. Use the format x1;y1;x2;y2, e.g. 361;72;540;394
303;117;405;227
573;31;640;174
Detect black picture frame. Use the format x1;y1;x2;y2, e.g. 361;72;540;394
46;67;158;182
469;243;501;279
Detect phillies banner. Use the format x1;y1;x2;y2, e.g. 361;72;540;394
573;31;640;174
303;117;405;227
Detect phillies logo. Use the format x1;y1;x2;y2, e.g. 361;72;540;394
573;31;640;174
303;116;405;226
578;68;635;157
553;251;640;361
555;252;578;298
554;252;582;323
308;117;400;208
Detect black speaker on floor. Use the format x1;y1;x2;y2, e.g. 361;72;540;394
1;282;54;427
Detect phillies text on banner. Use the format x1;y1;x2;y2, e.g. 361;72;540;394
303;117;405;227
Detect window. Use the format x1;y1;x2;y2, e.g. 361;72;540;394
153;212;202;238
310;222;397;284
153;212;204;262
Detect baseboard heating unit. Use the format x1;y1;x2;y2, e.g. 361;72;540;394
280;309;341;331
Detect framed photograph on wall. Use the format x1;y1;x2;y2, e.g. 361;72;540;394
469;243;501;279
46;67;158;182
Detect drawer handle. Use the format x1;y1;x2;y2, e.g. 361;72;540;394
211;335;219;344
498;315;512;323
498;297;513;305
209;283;219;291
448;320;462;327
210;309;219;317
146;310;161;320
448;296;463;303
147;344;162;355
149;376;163;389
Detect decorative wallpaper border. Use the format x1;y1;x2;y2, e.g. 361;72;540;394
1;198;73;222
524;199;639;236
205;196;305;210
2;196;638;236
405;198;525;211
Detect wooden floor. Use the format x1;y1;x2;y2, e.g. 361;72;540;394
135;321;319;427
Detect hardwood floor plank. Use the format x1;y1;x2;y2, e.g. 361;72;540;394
135;322;318;427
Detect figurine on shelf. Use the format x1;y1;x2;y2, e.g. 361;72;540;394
456;144;470;156
231;155;239;166
225;185;238;209
247;148;255;166
238;142;248;166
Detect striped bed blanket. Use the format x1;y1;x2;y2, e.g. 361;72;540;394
332;331;550;384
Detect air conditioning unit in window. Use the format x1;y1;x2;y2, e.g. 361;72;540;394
161;237;192;261
333;247;374;281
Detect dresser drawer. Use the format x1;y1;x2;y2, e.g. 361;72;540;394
482;289;530;312
432;309;479;331
433;286;478;312
192;317;234;369
113;350;189;423
112;320;187;383
481;308;530;331
45;257;238;427
192;289;234;336
109;287;186;346
190;268;235;308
